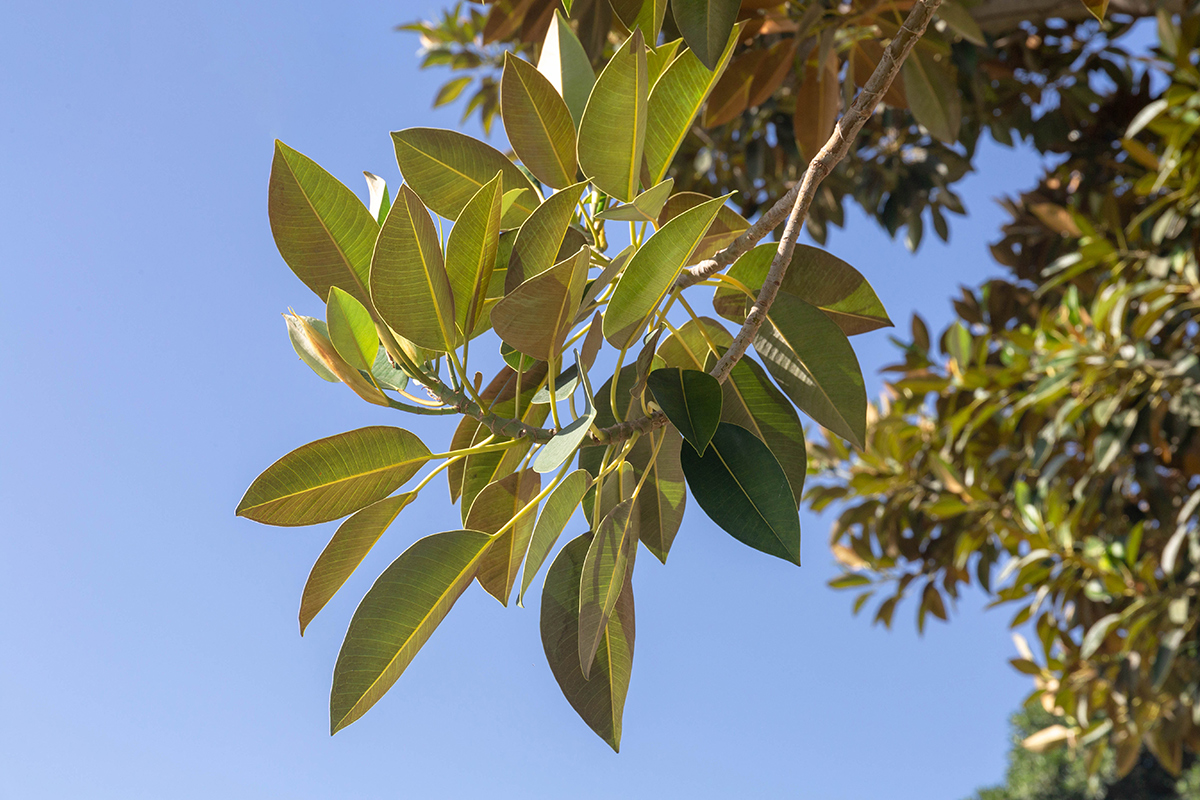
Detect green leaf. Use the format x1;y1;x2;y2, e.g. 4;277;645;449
363;171;391;224
577;245;634;321
680;422;801;564
644;27;740;183
936;1;986;45
392;128;538;228
901;47;961;144
541;532;635;751
532;363;580;404
445;173;503;339
370;185;458;352
467;469;542;605
627;427;686;563
534;359;598;474
492;246;589;361
370;347;408;392
1081;613;1122;659
501;52;578;189
604;194;728;348
657;192;748;262
646;367;722;453
714;243;893;335
237;426;431;526
635;0;669;44
595;178;674;222
1080;0;1108;20
536;10;595;128
286;314;339;382
299;492;416;635
579;499;638;678
269;140;378;307
646;40;682;88
506;181;588;292
673;0;740;71
326;286;379;372
577;30;648;202
434;75;473;107
657;316;806;504
330;530;492;733
755;292;867;448
520;469;592;605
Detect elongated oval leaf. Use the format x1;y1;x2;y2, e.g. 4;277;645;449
901;46;961;144
269;141;378;306
595;178;674;222
680;422;801;564
237;426;431;526
627;427;686;563
326;286;378;372
755;292;867;448
577;30;647;202
657;192;748;262
492;246;589;361
647;367;722;453
501;52;578;189
299;492;416;635
674;0;740;71
392;128;538;228
330;530;492;733
714;243;892;335
533;362;597;474
446;173;503;338
506;182;587;292
467;469;541;605
537;9;595;128
541;531;635;751
604;194;728;348
579;499;638;678
370;184;457;351
519;469;591;604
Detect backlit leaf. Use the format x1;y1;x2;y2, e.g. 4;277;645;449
577;30;647;202
595;178;674;222
363;171;391;224
537;10;595;128
674;0;740;71
329;530;492;733
286;314;339;382
657;192;748;262
237;426;431;526
680;422;801;564
492;246;589;361
326;286;379;372
506;181;587;292
370;184;457;351
519;469;592;605
579;499;638;678
534;358;598;474
541;532;634;752
445;173;503;339
627;427;686;563
646;367;722;453
467;469;542;605
501;52;578;189
299;493;416;635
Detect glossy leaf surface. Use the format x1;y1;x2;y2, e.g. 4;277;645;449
673;0;740;70
536;10;595;128
501;52;578;189
237;426;430;526
647;367;722;453
577;30;647;202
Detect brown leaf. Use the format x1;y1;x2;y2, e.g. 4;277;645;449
793;49;840;163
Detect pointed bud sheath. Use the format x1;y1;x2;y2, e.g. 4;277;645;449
285;312;390;406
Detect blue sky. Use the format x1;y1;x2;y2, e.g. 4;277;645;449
2;2;1057;797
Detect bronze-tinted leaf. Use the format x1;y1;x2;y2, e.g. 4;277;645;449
467;469;542;605
492;246;589;360
501;52;578;189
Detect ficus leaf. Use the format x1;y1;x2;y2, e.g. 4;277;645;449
579;499;638;679
326;286;379;373
536;10;595;128
370;184;458;352
281;312;389;406
793;49;840;163
577;30;647;202
370;347;408;392
657;192;749;262
269;141;378;308
391;127;538;228
363;171;391;224
534;358;598;474
646;40;682;88
673;0;740;71
501;52;578;189
329;530;492;733
237;426;431;527
299;492;416;635
680;422;801;564
604;194;729;349
541;531;634;752
901;46;961;144
445;172;503;339
506;181;587;292
285;314;339;382
492;245;589;361
595;178;674;222
627;427;686;563
519;469;592;605
646;367;722;453
467;469;542;605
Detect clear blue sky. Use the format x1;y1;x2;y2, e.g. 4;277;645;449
2;2;1053;797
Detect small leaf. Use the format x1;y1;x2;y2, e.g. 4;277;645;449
604;194;728;348
936;1;987;45
520;469;592;605
754;292;867;448
506;182;588;292
237;426;431;526
392;127;538;228
468;469;542;605
541;531;635;751
492;246;589;361
537;10;595;128
595;178;675;222
445;173;503;339
299;493;415;635
282;313;388;405
680;422;801;564
501;52;578;189
644;28;740;183
363;171;391;224
370;347;408;392
1022;725;1071;754
286;314;338;382
1081;613;1121;659
579;499;638;679
646;367;722;453
674;0;740;71
326;286;379;372
902;46;961;144
577;30;648;202
269;141;377;307
1079;0;1108;21
532;363;580;404
534;357;598;473
433;75;473;107
330;530;492;733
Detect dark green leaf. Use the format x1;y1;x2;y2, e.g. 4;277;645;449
647;367;722;453
673;0;740;70
901;46;961;144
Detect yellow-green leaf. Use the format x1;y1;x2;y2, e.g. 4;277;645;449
579;499;638;678
445;173;503;339
537;10;595;128
326;286;379;372
519;469;591;605
467;469;542;605
492;246;589;360
577;30;648;202
502;53;578;189
506;182;587;292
